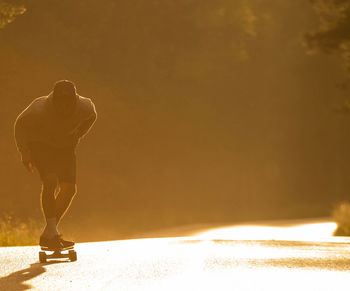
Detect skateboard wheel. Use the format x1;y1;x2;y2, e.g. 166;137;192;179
39;251;47;263
69;250;77;261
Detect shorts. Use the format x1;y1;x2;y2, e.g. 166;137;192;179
28;142;76;184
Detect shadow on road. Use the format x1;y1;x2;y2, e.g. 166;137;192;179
0;261;67;291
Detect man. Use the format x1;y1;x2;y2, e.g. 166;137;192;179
14;80;97;249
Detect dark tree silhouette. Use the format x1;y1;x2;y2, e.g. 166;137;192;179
304;0;350;73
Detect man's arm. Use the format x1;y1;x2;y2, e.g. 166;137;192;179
76;112;97;139
14;113;30;155
70;102;97;139
14;109;35;172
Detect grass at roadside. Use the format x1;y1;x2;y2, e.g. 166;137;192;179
0;213;42;246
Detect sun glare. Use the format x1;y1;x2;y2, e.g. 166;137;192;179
194;220;338;242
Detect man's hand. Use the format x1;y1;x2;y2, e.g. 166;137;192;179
21;151;35;173
68;127;80;138
23;160;35;172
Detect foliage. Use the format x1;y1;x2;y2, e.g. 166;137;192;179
304;0;350;73
43;0;260;80
332;201;350;236
0;213;41;246
0;1;26;29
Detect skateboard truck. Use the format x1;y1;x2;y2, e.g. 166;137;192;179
39;246;77;263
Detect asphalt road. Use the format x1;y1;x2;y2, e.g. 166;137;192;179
1;219;350;291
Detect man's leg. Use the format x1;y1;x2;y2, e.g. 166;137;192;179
55;182;77;225
40;173;60;240
53;146;77;247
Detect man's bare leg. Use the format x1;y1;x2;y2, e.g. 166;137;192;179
53;182;77;247
55;182;77;225
40;173;60;241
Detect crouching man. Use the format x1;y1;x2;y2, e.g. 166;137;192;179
14;80;97;249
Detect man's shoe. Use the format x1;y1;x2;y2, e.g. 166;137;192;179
39;235;63;249
59;235;75;248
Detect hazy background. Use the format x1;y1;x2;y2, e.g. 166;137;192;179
1;0;350;241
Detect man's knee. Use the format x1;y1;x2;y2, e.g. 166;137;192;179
42;174;58;191
60;183;77;198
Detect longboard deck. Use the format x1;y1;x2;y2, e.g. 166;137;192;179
39;246;77;262
40;245;74;252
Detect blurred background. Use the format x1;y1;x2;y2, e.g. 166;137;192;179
1;0;350;242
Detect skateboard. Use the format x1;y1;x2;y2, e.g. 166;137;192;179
39;246;77;263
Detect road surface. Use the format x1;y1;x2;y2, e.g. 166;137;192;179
1;218;350;290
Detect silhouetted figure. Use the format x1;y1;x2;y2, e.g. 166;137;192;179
14;80;97;249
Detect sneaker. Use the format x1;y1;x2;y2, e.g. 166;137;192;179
59;235;75;248
39;235;63;249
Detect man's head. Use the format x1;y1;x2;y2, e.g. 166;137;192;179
52;80;77;116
